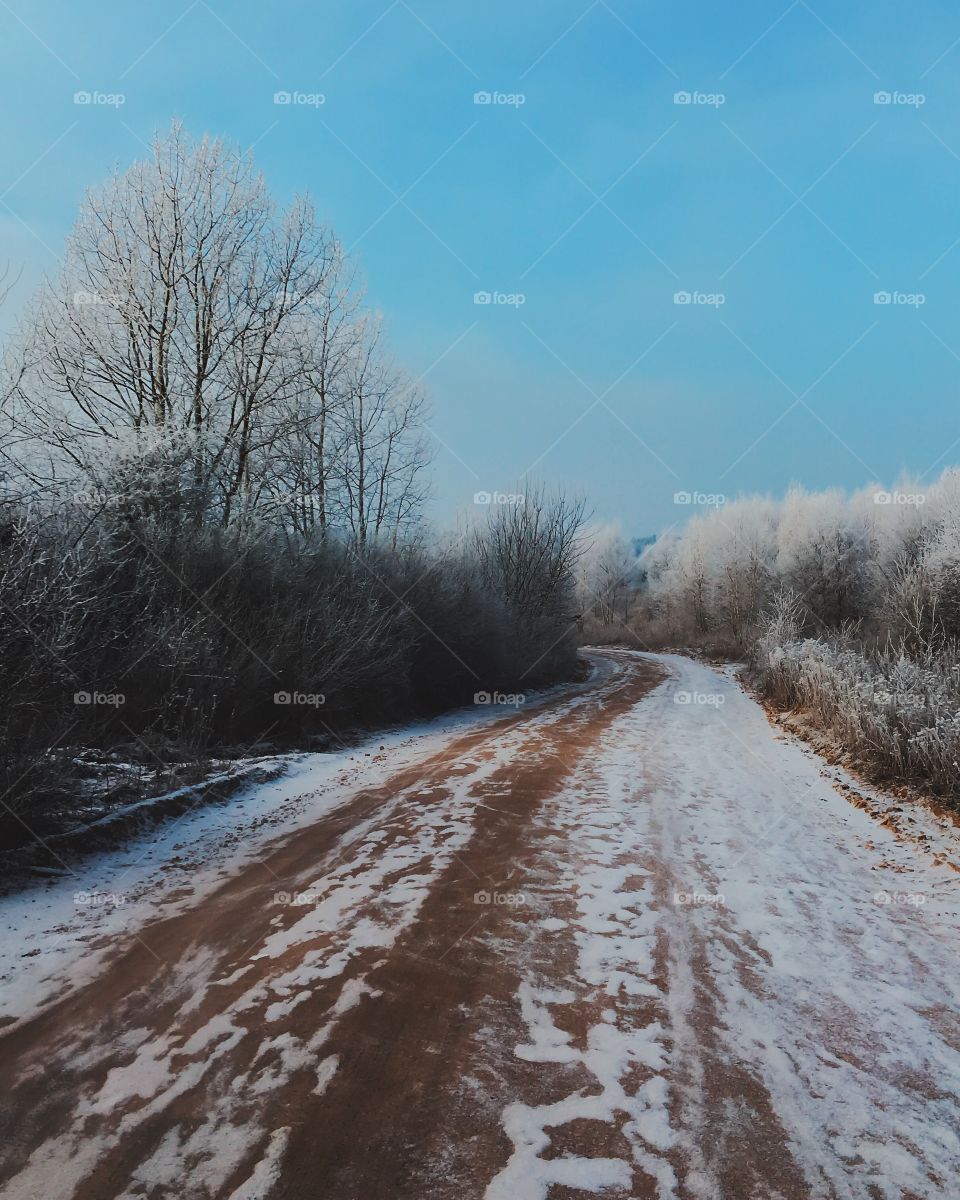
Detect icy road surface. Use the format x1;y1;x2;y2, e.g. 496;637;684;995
1;651;959;1200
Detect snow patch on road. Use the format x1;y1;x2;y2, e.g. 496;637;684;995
485;714;679;1200
312;1053;340;1096
226;1127;290;1200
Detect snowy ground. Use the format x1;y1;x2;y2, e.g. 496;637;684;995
483;653;960;1199
0;674;587;1029
1;650;958;1200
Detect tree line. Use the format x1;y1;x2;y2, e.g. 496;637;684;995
0;124;584;827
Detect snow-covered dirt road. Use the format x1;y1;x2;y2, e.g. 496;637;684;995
1;650;959;1200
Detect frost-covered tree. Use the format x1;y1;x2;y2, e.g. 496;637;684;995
577;521;641;628
639;470;960;649
2;123;429;543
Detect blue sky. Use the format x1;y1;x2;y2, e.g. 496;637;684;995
2;0;959;535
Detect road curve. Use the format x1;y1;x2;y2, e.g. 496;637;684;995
1;650;958;1200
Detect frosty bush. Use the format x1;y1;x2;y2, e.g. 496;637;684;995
638;473;960;796
753;632;960;795
0;490;582;818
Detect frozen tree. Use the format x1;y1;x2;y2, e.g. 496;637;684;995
2;123;433;537
775;487;874;626
639;472;960;649
577;521;642;628
334;315;430;548
257;243;364;537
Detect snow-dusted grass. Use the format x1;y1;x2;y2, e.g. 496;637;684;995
754;633;960;799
